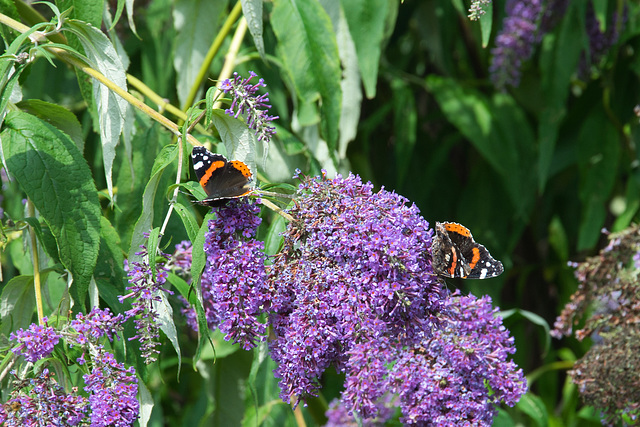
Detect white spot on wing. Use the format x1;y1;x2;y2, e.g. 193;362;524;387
193;161;204;170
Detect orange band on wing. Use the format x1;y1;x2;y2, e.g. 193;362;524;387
468;247;481;269
447;246;458;276
444;223;472;237
199;160;226;186
229;160;252;178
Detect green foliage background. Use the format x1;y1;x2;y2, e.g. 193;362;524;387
0;0;638;425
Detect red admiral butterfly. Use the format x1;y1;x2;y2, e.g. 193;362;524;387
191;146;253;207
431;222;504;279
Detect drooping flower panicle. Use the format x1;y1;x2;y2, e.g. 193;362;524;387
220;71;278;143
195;200;270;350
490;0;545;89
120;242;173;363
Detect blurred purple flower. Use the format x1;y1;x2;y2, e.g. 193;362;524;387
2;368;87;426
120;242;173;363
166;240;193;272
10;318;60;363
83;348;138;427
578;2;626;79
540;0;569;33
326;393;397;426
220;71;278;143
490;0;544;89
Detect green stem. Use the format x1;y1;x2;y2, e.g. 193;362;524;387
27;200;44;325
181;0;244;111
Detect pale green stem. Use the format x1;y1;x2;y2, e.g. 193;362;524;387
181;0;244;111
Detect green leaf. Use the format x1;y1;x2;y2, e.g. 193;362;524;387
173;0;227;107
167;272;190;299
577;107;619;250
0;21;52;123
340;0;388;98
263;212;286;256
173;202;199;242
335;8;362;159
241;0;265;58
156;291;182;376
146;227;161;278
516;393;549;427
492;408;515;427
500;308;551;356
137;377;154;427
57;0;104;27
181;180;208;201
210;110;258;175
94;216;126;312
612;171;640;231
0;0;20;44
426;76;537;218
16;100;84;152
548;216;569;261
391;80;417;188
114;117;170;247
129;144;178;262
22;217;61;265
2;111;101;305
537;3;584;191
271;0;342;152
479;3;493;48
191;211;216;362
64;19;129;200
0;275;36;335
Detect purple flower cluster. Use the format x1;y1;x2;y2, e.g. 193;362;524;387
194;199;269;350
268;172;443;408
5;307;140;425
83;349;139;427
490;0;544;89
10;318;60;362
326;393;397;426
120;244;173;363
578;2;626;79
1;368;87;427
262;172;526;423
67;307;124;346
539;0;570;34
388;293;526;425
166;240;193;272
220;71;278;143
